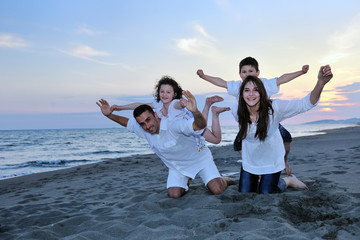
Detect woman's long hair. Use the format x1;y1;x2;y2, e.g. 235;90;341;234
237;76;274;141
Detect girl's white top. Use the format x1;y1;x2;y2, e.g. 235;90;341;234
152;99;206;151
152;99;187;121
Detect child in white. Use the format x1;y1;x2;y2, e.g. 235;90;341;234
111;76;230;147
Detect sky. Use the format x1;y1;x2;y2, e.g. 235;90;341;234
0;0;359;130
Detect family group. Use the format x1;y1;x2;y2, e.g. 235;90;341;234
97;57;333;198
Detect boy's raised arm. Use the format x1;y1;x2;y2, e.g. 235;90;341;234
197;69;227;89
276;65;309;86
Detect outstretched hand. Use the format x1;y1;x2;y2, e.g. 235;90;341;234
180;90;198;113
318;65;333;86
181;90;206;130
96;99;112;117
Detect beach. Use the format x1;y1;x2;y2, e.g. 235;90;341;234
0;126;359;239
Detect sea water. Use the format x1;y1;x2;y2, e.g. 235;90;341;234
0;124;357;180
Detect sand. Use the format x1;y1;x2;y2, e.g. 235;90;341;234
0;126;359;239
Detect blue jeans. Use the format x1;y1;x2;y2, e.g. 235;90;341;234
239;167;286;194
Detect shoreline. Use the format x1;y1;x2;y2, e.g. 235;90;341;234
0;126;359;239
1;124;358;181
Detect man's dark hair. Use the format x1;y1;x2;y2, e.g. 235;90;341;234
133;104;155;118
239;57;259;72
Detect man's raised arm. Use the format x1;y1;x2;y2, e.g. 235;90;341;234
96;99;129;127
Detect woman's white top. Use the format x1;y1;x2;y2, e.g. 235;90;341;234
240;93;317;174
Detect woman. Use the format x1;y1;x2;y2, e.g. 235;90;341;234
237;65;333;193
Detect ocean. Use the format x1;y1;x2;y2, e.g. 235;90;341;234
0;124;357;180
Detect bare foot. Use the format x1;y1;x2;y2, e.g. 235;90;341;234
222;176;235;186
206;95;224;106
284;174;308;190
285;160;292;175
211;106;230;115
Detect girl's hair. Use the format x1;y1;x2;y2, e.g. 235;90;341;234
237;75;274;141
154;76;182;102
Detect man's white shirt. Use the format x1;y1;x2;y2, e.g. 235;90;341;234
127;116;213;179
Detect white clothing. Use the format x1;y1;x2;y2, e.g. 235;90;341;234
152;99;205;151
152;99;187;120
241;93;317;175
227;78;279;121
127;116;214;179
227;77;279;99
167;160;220;191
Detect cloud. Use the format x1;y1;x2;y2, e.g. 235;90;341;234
76;25;103;36
175;24;218;58
319;82;360;109
328;13;360;50
214;0;230;10
336;82;360;93
0;34;29;48
194;24;214;40
337;82;360;105
320;53;348;63
67;45;110;57
321;13;360;63
318;107;336;112
58;44;134;69
176;38;215;55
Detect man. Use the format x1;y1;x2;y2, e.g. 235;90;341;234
96;90;233;198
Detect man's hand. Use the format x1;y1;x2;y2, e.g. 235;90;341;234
318;65;333;86
302;65;309;74
180;90;198;113
96;99;112;117
180;90;206;130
